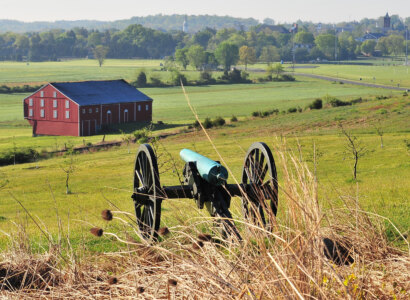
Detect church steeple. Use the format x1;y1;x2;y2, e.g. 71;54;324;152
384;12;391;30
183;15;188;33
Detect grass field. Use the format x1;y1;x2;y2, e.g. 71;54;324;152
0;93;408;251
0;76;401;153
252;61;410;88
0;59;408;254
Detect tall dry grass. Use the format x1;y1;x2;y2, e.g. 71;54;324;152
1;142;409;299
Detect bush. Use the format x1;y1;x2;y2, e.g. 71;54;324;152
0;148;39;166
170;70;188;86
262;111;270;117
280;74;295;81
0;84;42;94
230;115;238;122
212;116;226;127
252;111;261;117
203;117;213;129
134;71;147;87
199;71;215;84
309;99;323;110
133;128;149;142
287;107;297;113
149;75;163;87
350;97;363;104
329;99;351;107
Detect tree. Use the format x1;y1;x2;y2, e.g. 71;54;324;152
93;45;109;67
239;45;256;70
175;48;189;70
266;63;284;79
259;45;280;63
386;35;405;57
186;44;206;70
361;40;376;56
61;148;76;194
374;122;384;149
294;31;314;45
315;34;335;59
340;125;367;180
375;37;389;55
135;71;147;87
215;42;239;71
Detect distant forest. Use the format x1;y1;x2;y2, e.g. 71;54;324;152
0;14;408;63
0;14;259;33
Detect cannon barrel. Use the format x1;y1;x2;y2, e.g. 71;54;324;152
180;149;228;185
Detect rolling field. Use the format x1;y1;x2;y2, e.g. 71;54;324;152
0;77;401;153
0;59;408;254
0;94;409;251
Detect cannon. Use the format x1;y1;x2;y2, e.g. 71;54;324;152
131;142;278;241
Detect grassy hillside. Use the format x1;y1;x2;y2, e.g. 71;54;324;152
0;93;408;251
0;77;400;153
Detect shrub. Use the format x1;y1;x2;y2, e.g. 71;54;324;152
212;116;226;127
193;120;200;128
329;99;351;107
269;109;279;115
280;74;295;81
199;71;215;84
203;117;213;129
230;115;238;122
133;128;149;141
134;71;147;87
170;70;188;86
350;97;363;104
309;99;323;110
0;148;39;166
252;111;261;117
149;75;163;86
262;111;270;117
287;107;297;113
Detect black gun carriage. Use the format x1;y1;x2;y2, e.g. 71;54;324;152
131;142;278;241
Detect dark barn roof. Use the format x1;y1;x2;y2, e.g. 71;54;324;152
50;80;152;106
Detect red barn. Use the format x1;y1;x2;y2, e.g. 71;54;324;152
23;80;152;136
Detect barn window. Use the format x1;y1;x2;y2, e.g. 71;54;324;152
53;110;57;118
82;109;85;114
96;107;99;113
40;99;44;107
53;99;57;108
89;108;92;113
53;91;57;98
146;104;149;111
65;100;70;108
65;111;70;119
29;109;33;117
138;105;141;111
40;91;44;97
40;109;44;118
29;98;33;106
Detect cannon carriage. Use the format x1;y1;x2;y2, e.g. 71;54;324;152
131;142;278;241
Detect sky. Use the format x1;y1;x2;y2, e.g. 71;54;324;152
0;0;408;23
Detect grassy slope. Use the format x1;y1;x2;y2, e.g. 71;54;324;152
0;77;400;152
0;95;408;250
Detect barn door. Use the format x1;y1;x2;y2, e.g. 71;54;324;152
107;110;112;124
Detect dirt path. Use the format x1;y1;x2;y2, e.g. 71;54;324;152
244;67;409;91
290;72;409;91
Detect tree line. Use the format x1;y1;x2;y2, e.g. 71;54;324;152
0;22;407;63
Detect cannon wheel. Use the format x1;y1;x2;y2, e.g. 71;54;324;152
133;144;162;241
241;142;278;228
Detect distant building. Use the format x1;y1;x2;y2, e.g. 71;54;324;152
289;23;298;33
23;80;152;137
183;16;188;33
356;32;385;43
384;12;391;30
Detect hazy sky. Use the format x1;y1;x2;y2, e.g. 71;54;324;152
0;0;408;23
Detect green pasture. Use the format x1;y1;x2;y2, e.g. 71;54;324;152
252;61;410;88
0;114;408;251
0;77;401;153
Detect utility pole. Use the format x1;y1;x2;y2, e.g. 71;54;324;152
405;26;408;66
334;25;338;62
292;29;295;71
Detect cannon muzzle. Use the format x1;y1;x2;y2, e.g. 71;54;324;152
180;149;228;185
